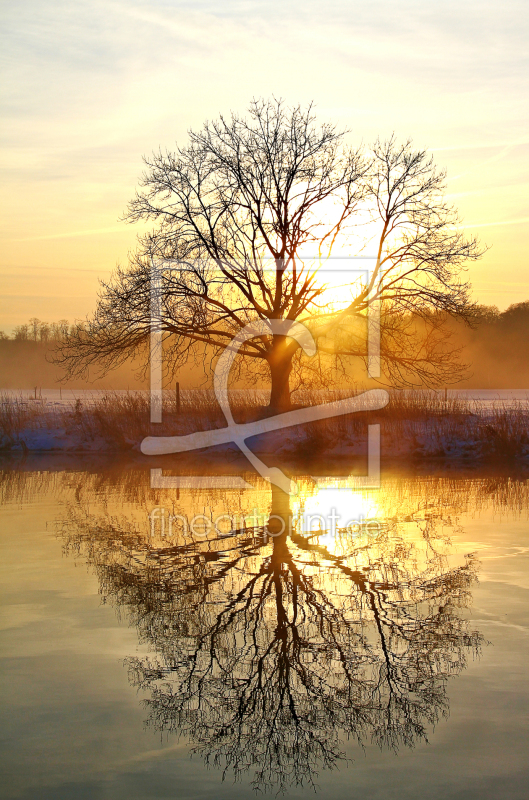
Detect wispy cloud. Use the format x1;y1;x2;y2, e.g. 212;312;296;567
7;226;129;242
1;0;528;318
431;139;529;153
463;217;529;229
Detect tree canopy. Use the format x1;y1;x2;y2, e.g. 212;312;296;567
55;99;483;408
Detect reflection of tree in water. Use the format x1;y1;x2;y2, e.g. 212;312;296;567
58;480;484;793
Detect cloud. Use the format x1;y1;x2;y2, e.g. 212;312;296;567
464;217;529;229
7;226;129;242
1;0;528;320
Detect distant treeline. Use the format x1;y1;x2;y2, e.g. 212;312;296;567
0;318;149;389
3;318;71;343
1;303;529;389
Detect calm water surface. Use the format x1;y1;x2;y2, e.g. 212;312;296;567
1;462;528;799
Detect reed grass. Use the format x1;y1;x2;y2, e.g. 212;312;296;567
1;388;528;460
0;393;45;444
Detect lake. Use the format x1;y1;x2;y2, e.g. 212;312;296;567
1;459;528;799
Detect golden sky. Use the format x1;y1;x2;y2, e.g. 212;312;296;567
1;0;528;332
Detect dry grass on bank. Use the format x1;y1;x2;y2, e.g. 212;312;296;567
0;394;43;440
0;390;267;448
1;388;529;460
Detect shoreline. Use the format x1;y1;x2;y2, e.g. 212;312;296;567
2;389;529;465
2;452;529;491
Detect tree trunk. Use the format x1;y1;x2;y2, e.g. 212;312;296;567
268;339;294;413
268;484;292;538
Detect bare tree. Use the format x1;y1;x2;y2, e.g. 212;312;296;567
13;324;29;341
54;100;483;410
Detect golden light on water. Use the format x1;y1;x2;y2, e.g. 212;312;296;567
287;474;459;570
291;482;383;555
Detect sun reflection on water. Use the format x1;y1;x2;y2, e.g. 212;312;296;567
291;482;382;555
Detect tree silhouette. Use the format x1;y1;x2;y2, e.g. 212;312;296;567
59;482;484;793
54;100;483;409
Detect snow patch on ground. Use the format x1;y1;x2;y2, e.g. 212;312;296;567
2;411;529;462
